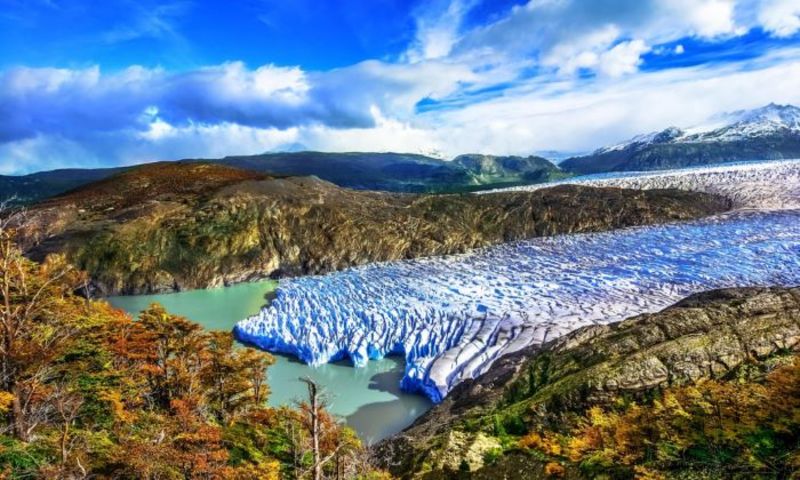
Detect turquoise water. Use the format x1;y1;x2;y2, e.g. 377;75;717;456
106;280;432;444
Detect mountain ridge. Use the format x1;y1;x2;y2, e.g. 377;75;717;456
0;152;565;205
14;161;728;295
561;103;800;174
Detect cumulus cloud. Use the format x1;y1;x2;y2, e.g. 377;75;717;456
0;59;472;173
758;0;800;37
452;0;741;72
0;58;474;145
417;48;800;155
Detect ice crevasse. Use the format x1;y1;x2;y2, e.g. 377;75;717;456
234;161;800;403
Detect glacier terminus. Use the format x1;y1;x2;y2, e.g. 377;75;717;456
234;160;800;403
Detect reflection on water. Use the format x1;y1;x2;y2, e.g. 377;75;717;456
346;365;433;445
106;280;432;443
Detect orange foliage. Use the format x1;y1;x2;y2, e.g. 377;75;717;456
0;227;379;478
555;357;800;477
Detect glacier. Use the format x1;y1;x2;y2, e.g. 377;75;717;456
486;158;800;210
234;160;800;403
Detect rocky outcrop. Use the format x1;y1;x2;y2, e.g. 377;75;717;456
374;287;800;478
17;162;728;295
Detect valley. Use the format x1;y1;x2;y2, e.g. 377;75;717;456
4;1;800;475
235;208;800;403
16;162;725;295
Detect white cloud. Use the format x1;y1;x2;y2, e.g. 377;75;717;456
2;0;800;174
598;40;651;77
3;48;800;173
415;48;800;155
453;0;745;75
758;0;800;37
405;0;473;62
681;0;739;37
300;106;438;154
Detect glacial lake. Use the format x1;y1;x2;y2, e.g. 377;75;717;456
106;280;432;444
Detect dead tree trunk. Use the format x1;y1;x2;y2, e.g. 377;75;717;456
300;377;322;480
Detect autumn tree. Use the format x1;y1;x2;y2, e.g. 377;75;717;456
523;356;800;478
203;331;274;424
0;214;383;479
0;211;90;442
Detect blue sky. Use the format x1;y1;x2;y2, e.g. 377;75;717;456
1;0;799;174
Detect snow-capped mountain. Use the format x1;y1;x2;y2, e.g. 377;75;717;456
687;103;800;142
562;103;800;174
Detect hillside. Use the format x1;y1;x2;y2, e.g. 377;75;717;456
16;162;727;295
0;232;384;479
451;154;568;185
216;152;567;192
561;103;800;174
0;166;126;205
374;287;800;479
0;152;567;205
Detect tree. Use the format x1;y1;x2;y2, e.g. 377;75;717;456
0;212;88;442
300;377;324;480
0;215;387;479
202;332;273;424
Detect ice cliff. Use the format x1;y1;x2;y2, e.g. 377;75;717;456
235;161;800;402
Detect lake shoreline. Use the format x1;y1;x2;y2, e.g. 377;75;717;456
106;279;433;443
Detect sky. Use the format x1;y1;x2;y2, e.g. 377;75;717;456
1;0;799;174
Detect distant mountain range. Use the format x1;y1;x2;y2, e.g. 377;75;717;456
560;103;800;174
0;152;564;204
3;103;800;204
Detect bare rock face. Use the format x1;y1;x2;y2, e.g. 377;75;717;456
374;287;800;478
16;162;729;295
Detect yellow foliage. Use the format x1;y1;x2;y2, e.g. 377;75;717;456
544;462;565;477
633;465;666;480
100;390;134;423
229;461;280;480
0;392;13;415
539;355;800;477
519;432;562;456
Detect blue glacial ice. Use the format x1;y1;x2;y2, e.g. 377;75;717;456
235;161;800;403
235;209;800;402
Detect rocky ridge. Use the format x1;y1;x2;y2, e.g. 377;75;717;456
374;286;800;478
16;162;727;295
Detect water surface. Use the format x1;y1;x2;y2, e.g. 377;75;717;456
107;280;432;444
